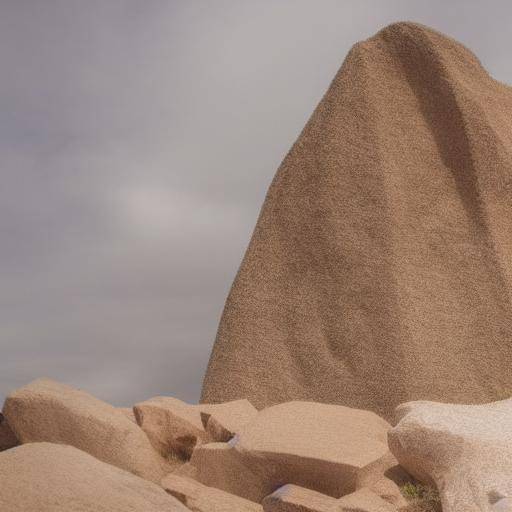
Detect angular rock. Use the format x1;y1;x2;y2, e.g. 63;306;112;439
262;484;338;512
3;378;171;482
388;399;512;512
134;396;257;459
134;396;209;459
162;473;262;512
190;442;266;501
0;442;188;511
200;398;257;442
337;488;397;511
190;401;390;501
201;21;512;422
0;412;18;451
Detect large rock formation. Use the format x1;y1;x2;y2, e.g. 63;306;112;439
201;21;512;420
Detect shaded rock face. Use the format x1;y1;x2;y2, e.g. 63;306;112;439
0;412;18;452
201;21;512;420
0;443;188;512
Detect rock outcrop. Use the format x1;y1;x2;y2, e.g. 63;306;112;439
0;442;188;512
201;21;512;421
2;378;171;482
189;401;390;501
389;399;512;512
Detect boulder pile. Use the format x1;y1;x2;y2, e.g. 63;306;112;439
2;377;509;511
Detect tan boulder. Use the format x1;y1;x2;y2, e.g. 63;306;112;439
0;442;188;511
162;473;262;512
0;412;18;451
134;396;209;459
262;484;338;512
3;378;171;482
190;401;390;501
337;488;397;511
389;399;512;512
200;398;257;442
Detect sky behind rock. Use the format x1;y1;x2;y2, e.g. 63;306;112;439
1;1;511;405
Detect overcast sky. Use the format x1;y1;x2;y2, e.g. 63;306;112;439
1;1;511;406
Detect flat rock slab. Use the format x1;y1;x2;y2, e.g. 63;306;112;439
262;484;338;512
162;473;262;512
190;401;390;501
389;399;512;512
0;442;188;512
3;378;171;482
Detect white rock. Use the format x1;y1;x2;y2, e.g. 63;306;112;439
389;399;512;512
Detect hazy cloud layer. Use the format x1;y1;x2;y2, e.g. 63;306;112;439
1;0;511;405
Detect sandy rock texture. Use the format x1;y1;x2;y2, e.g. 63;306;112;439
162;473;262;512
0;442;188;512
0;412;18;452
201;20;512;421
356;452;410;508
337;488;397;511
389;399;512;512
200;398;257;442
189;401;391;501
3;378;171;482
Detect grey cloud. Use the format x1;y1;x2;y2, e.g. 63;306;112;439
1;0;511;405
